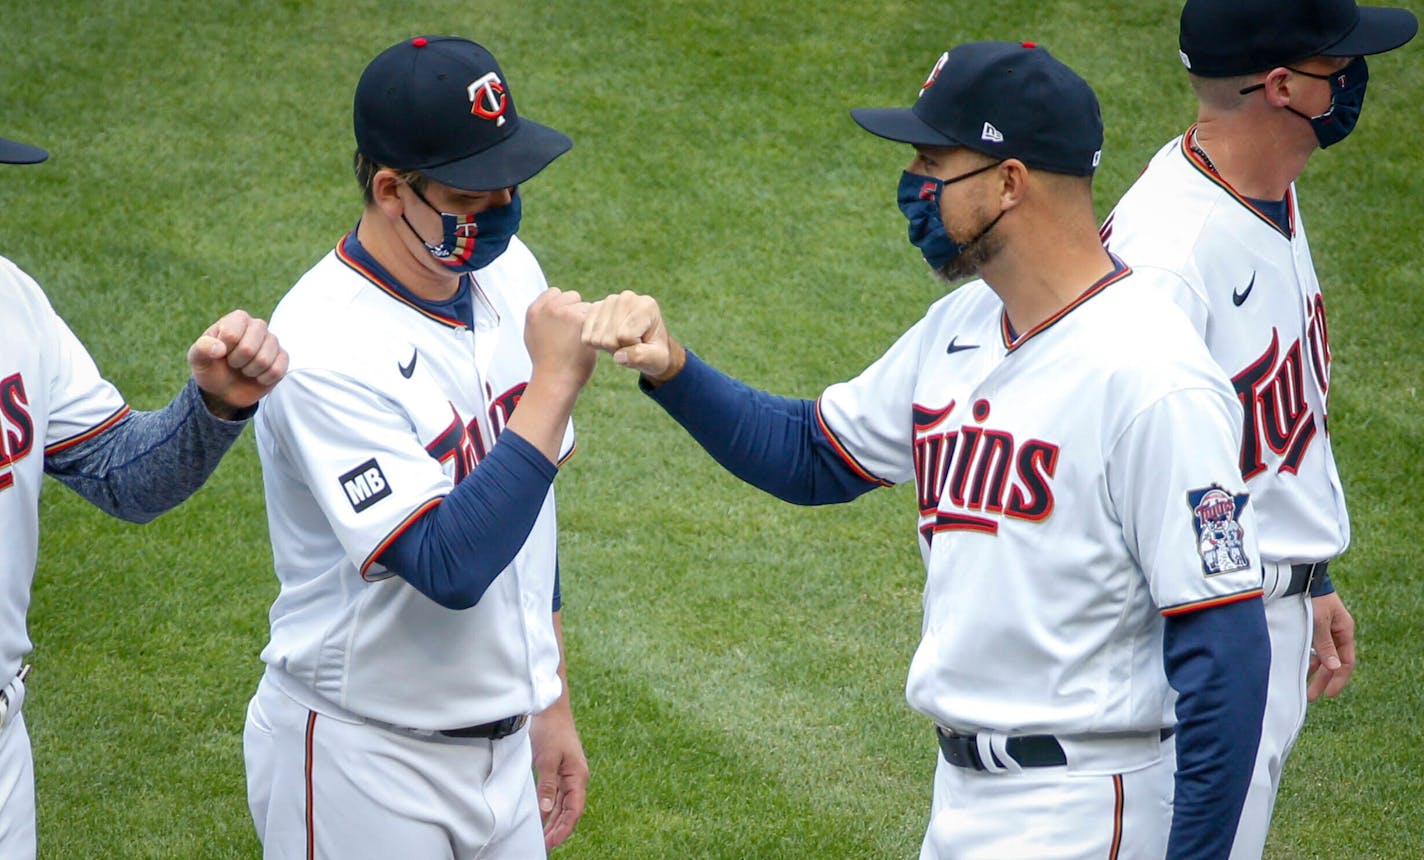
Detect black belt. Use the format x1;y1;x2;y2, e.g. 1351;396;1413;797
440;714;528;740
1282;561;1327;597
936;726;1174;771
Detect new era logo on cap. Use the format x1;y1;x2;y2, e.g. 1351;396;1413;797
981;122;1004;143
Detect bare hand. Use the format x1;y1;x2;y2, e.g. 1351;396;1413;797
525;288;597;391
187;309;288;419
1307;591;1356;701
530;705;589;850
581;290;684;383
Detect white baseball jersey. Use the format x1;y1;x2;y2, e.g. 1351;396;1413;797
0;256;128;673
255;233;573;731
1103;129;1350;860
1103;130;1349;570
817;264;1261;737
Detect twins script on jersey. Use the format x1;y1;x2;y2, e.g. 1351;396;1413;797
1103;130;1348;570
815;264;1261;747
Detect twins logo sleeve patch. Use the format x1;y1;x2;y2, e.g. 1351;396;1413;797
1187;485;1252;576
340;458;393;512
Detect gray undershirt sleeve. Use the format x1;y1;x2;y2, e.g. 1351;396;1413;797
44;378;253;523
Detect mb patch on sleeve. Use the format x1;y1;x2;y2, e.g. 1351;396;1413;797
340;458;392;513
1187;485;1251;576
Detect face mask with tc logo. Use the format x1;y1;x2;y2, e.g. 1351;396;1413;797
403;185;523;273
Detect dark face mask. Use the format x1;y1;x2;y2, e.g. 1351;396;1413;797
897;162;1002;270
1240;56;1368;149
403;185;523;273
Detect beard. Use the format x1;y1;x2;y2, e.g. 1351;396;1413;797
932;211;1004;284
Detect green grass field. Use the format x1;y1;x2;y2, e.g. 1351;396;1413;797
3;1;1422;857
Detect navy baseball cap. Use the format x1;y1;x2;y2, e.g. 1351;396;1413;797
0;135;48;164
851;41;1104;176
354;36;571;191
1180;0;1418;77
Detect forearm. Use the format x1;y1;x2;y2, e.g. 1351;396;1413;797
1164;599;1270;859
45;378;249;523
642;349;878;505
378;429;557;610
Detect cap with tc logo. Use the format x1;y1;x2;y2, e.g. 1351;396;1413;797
1179;0;1418;77
353;36;572;191
850;41;1104;177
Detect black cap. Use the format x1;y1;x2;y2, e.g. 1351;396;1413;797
1180;0;1419;77
354;36;571;191
0;136;48;165
851;42;1104;176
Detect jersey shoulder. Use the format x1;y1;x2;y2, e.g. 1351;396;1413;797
1089;273;1233;398
0;255;56;323
1105;136;1229;271
269;249;404;377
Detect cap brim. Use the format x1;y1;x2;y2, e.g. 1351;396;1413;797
422;118;572;192
850;107;960;147
1324;6;1418;56
0;137;48;165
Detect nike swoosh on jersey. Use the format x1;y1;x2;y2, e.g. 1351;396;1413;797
399;348;419;378
1232;272;1256;307
946;337;980;355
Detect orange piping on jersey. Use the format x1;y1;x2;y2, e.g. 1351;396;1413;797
1179;126;1295;239
304;710;317;860
1159;587;1264;617
813;398;893;487
44;405;131;455
1108;774;1124;859
360;496;446;579
1000;263;1133;352
556;442;578;468
335;235;466;329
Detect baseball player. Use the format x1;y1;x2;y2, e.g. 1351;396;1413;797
584;42;1269;859
0;133;285;858
243;37;593;859
1102;1;1417;855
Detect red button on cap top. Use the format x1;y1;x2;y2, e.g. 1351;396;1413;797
413;37;429;47
1022;41;1036;48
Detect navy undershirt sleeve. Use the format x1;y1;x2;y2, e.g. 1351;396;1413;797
1163;598;1269;860
45;378;250;523
377;429;557;611
642;349;879;505
1309;570;1335;598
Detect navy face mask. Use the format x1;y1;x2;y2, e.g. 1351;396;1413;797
897;162;1001;269
404;186;523;273
1240;56;1368;149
